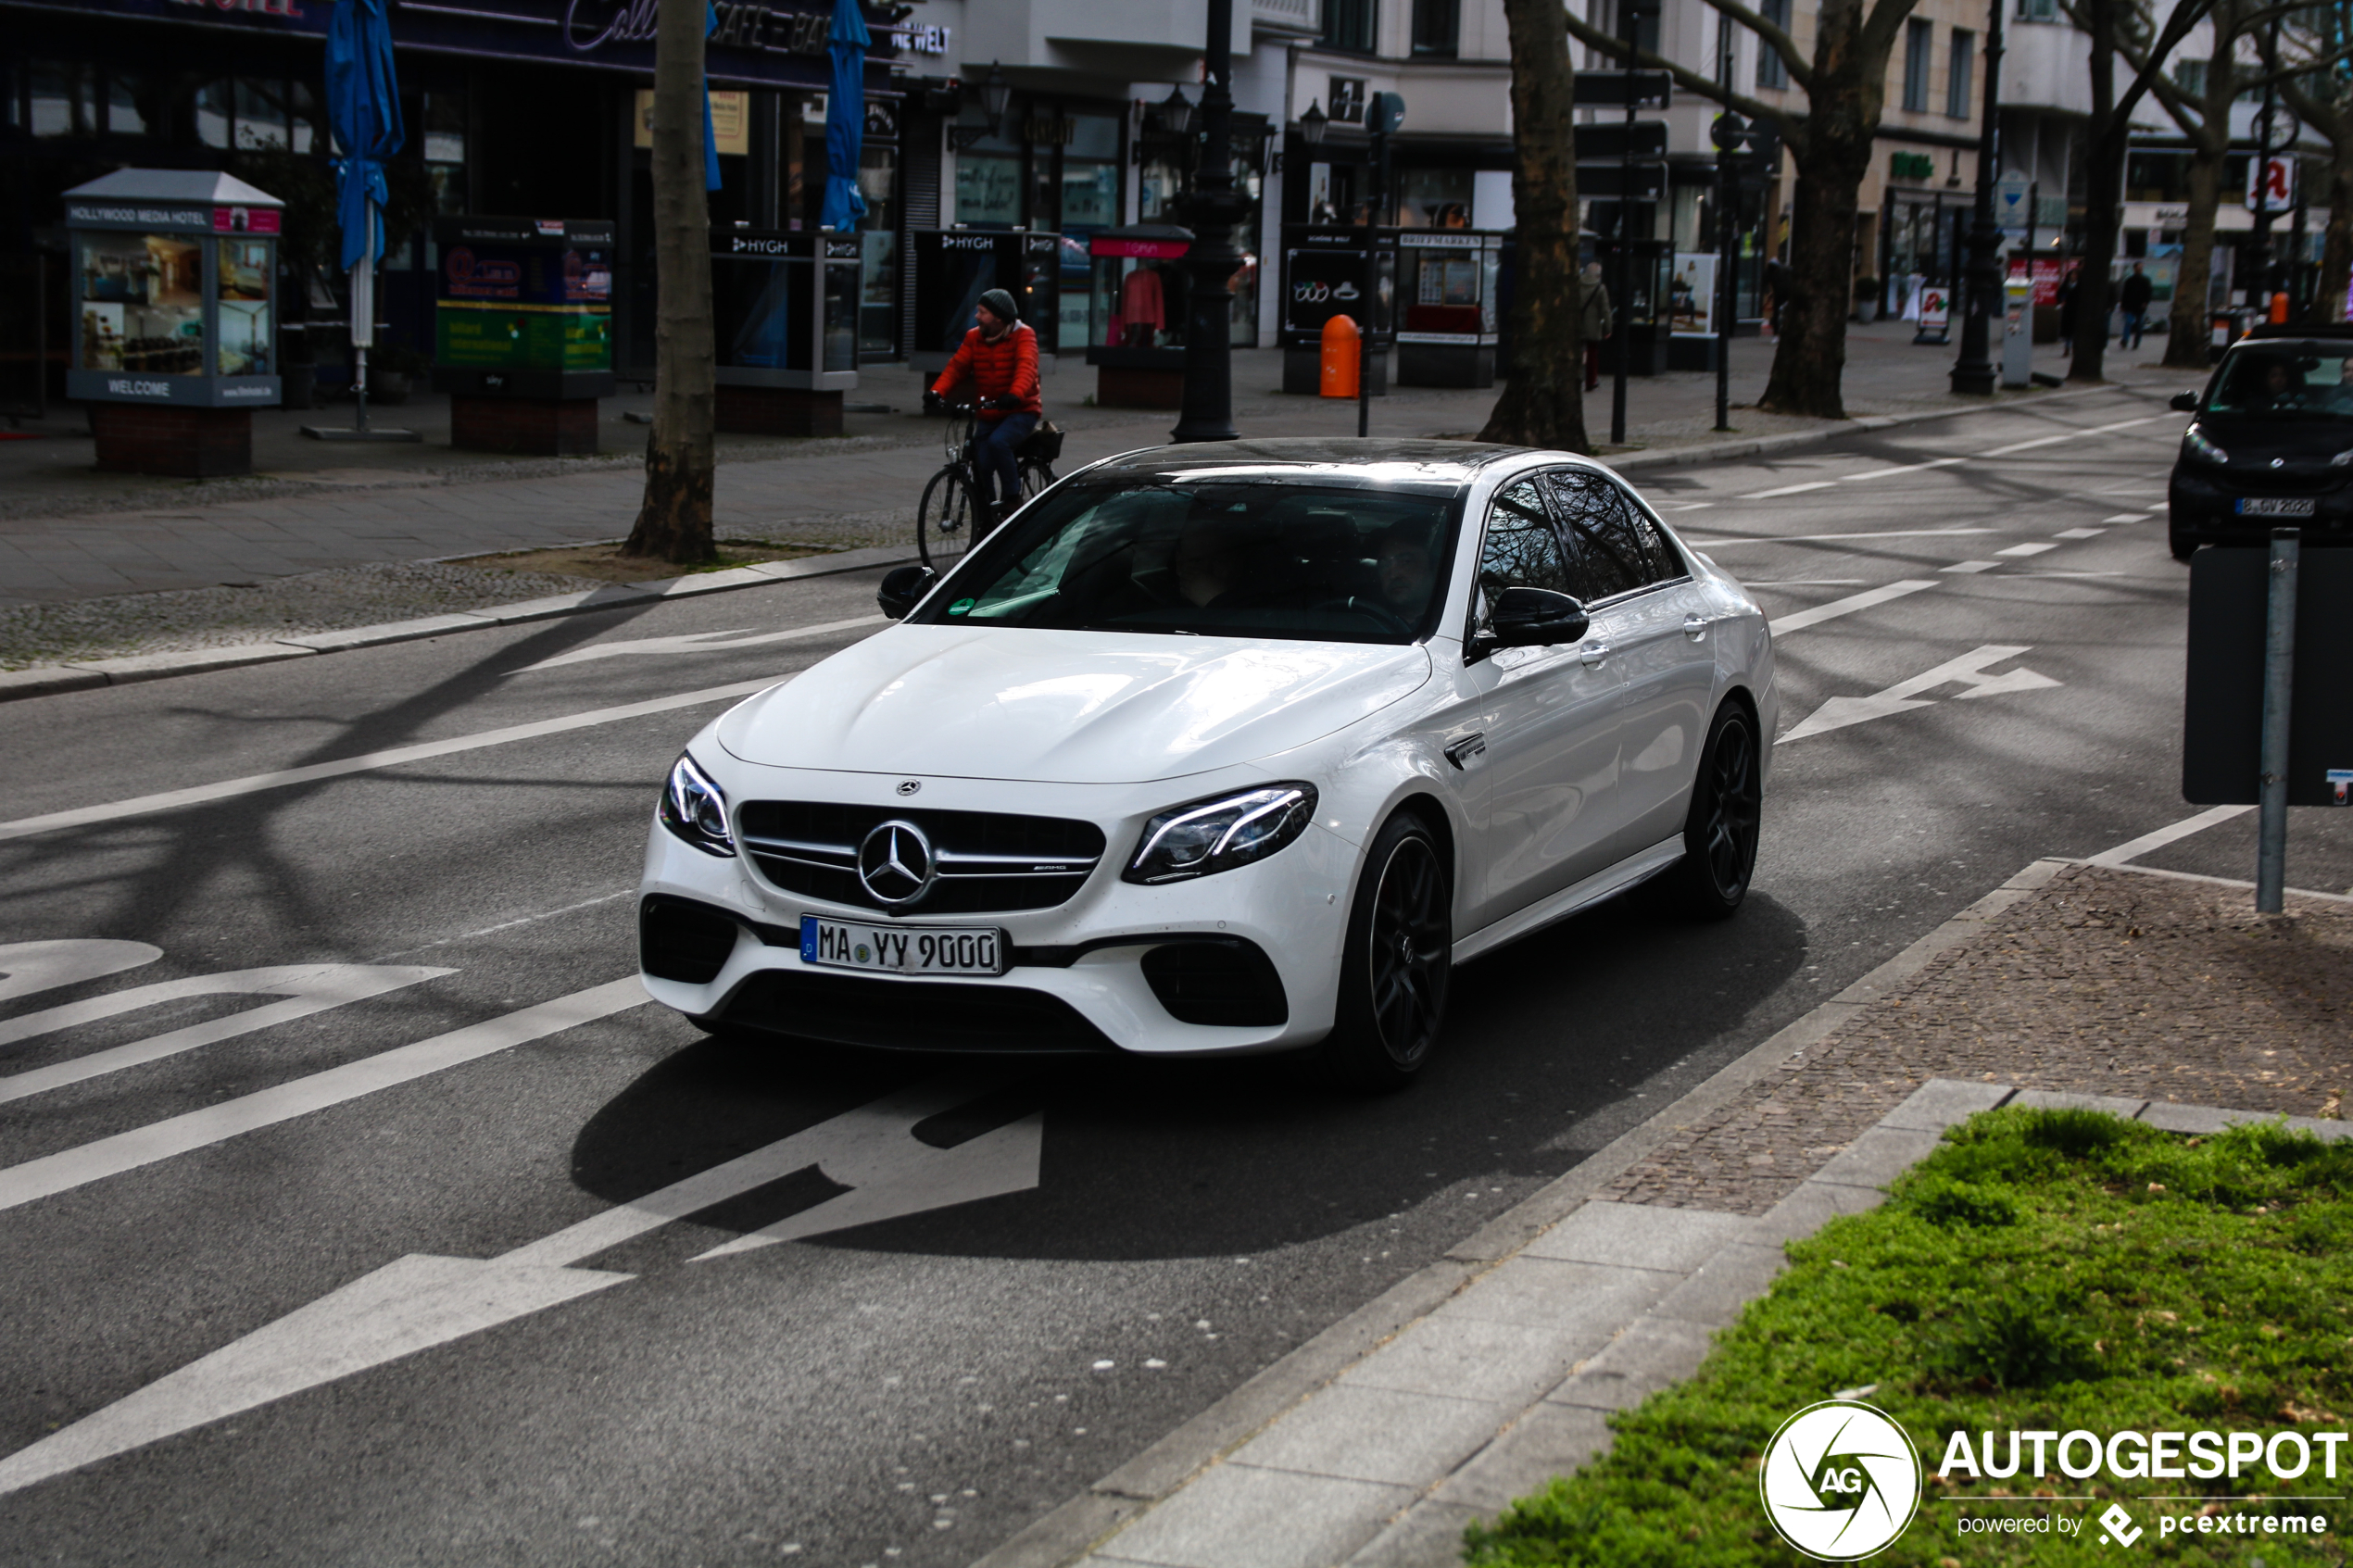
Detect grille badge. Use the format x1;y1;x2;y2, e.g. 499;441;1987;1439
897;780;922;796
858;819;937;906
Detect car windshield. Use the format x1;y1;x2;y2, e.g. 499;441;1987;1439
2205;348;2353;419
913;476;1463;644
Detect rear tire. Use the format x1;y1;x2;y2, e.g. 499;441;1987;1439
1315;812;1452;1091
917;467;979;571
1655;700;1763;920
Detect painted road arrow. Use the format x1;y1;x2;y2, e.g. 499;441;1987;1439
0;1075;1038;1499
1780;645;2060;743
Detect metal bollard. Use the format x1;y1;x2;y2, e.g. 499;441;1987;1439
2256;528;2300;913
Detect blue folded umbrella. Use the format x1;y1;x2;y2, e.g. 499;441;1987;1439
326;0;404;273
819;0;869;231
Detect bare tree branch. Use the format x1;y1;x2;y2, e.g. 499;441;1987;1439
1686;0;1815;85
1562;9;1807;146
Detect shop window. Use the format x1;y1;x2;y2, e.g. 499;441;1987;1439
235;80;290;150
1947;30;1973;118
290;78;320;154
104;72;148;136
1902;19;1931;112
2127;150;2189;203
1398;167;1474;227
1321;0;1377;55
197;80;232;149
1411;0;1458;56
956;153;1025;226
422;90;466;214
1755;0;1790;90
30;62;97;139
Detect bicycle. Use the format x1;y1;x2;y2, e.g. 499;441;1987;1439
916;402;1059;571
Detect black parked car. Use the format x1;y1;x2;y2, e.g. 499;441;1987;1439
2167;323;2353;559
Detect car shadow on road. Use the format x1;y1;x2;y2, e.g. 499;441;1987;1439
563;889;1808;1263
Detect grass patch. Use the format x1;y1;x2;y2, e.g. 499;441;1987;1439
1466;1109;2353;1565
450;538;831;584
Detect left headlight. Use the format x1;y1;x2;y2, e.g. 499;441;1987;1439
2184;426;2229;466
659;752;736;858
1124;784;1318;885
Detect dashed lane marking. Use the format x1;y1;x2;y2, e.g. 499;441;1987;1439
1737;481;1840;499
1767;580;1940;633
1995;542;2060;557
2087;805;2256;867
1681;528;1993;547
1943;561;2000;573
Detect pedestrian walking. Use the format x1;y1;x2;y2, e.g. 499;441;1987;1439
2119;262;2155;351
1763;254;1793;338
2057;263;2080;355
1578;262;1613;392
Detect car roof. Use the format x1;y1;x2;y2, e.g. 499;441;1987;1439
1081;437;1546;493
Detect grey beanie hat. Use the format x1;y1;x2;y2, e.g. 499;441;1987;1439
977;287;1021;323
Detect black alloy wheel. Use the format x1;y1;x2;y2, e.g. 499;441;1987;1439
1320;812;1452;1091
1659;701;1763;919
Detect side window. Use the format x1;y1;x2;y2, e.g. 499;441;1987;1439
1542;470;1682;600
1478;481;1578;602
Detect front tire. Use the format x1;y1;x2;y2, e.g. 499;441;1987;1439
2169;527;2197;562
1656;700;1763;919
1316;812;1452;1091
917;467;978;571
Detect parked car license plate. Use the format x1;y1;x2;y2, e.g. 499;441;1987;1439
2237;497;2317;516
799;915;1004;976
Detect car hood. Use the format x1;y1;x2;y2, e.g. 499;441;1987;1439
715;625;1434;784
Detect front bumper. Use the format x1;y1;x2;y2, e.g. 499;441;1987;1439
636;767;1357;1057
2168;467;2353;545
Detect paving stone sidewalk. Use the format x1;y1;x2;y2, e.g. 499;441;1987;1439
1008;859;2353;1568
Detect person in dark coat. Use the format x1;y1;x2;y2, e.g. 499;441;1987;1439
2118;263;2156;350
2056;264;2081;355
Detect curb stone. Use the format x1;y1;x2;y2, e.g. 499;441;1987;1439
969;858;2073;1568
0;543;921;705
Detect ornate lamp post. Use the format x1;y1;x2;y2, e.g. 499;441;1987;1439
1950;0;2005;395
1170;0;1251;443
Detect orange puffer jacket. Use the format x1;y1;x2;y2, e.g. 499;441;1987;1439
932;321;1042;420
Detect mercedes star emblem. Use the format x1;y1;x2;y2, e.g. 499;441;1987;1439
858;819;937;906
897;780;922;796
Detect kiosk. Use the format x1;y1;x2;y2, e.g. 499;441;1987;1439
1084;225;1193;409
1278;226;1398;395
907;230;1060;376
1394;230;1504;388
711;228;861;436
432;217;615;456
64;169;283;478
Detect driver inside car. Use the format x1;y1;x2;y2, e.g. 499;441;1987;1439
1375;522;1440;621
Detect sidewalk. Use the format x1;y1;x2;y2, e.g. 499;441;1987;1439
0;323;2183;634
981;859;2353;1568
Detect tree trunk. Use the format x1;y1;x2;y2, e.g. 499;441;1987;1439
2319;138;2353;322
1760;130;1871;418
2164;146;2224;367
623;0;717;563
1478;0;1586;449
2068;0;2121;382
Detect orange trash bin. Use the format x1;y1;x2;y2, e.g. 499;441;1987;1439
1320;313;1360;398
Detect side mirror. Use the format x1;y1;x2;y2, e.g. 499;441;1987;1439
2170;391;2199;412
1488;585;1591;648
876;564;937;621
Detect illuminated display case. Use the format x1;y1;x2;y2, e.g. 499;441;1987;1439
1081;225;1192;409
431;217;617;400
906;230;1061;374
1393;230;1504;388
63;169;283;409
710;229;861;390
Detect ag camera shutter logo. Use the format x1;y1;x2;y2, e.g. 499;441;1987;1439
1759;1400;1922;1560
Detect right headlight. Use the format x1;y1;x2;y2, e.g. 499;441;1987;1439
1124;784;1318;885
658;752;736;858
2184;426;2230;465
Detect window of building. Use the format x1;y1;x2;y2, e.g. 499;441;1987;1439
1903;19;1932;112
1322;0;1378;53
1411;0;1459;56
234;80;289;150
1755;0;1791;90
2126;149;2190;203
1947;30;1974;118
2172;57;2208;97
29;62;97;138
2016;0;2057;20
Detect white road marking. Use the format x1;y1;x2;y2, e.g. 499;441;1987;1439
1738;481;1840;499
0;1077;1041;1498
1781;646;2060;742
1995;542;2060;557
0;964;450;1104
0;978;648;1214
1767;580;1940;633
1977;413;2172;457
1943;561;2000;573
1740;580;1869;588
1682;528;1994;547
2052;528;2106;539
2103;513;2151;522
1837;457;1968;482
1660;501;1716;511
2086;804;2255;867
0;676;797;845
369;889;637;964
0;940;161;1004
509;616;886;673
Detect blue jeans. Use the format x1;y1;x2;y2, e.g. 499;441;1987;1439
2120;310;2145;349
970;412;1039;514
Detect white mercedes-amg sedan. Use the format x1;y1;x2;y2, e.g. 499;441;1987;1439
636;439;1776;1088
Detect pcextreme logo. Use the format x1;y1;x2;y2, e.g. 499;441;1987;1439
1760;1400;1923;1561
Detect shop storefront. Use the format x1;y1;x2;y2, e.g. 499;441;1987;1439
2;0;912;406
950;96;1126;353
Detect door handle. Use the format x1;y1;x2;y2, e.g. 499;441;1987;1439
1579;642;1611;668
1683;613;1711;642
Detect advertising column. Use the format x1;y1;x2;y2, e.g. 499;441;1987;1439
432;218;617;455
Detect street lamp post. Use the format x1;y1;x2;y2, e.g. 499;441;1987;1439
1950;0;2005;395
1170;0;1249;444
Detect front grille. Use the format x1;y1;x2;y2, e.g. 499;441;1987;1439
640;895;740;984
1141;939;1289;1026
737;801;1108;916
719;969;1118;1053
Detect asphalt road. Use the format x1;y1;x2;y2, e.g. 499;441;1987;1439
4;385;2347;1567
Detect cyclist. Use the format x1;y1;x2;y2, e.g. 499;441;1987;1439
924;287;1042;530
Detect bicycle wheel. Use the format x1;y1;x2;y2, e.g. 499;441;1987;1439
916;465;979;572
1019;458;1055;499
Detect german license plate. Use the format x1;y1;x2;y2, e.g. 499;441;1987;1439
2237;496;2317;516
799;916;1004;976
